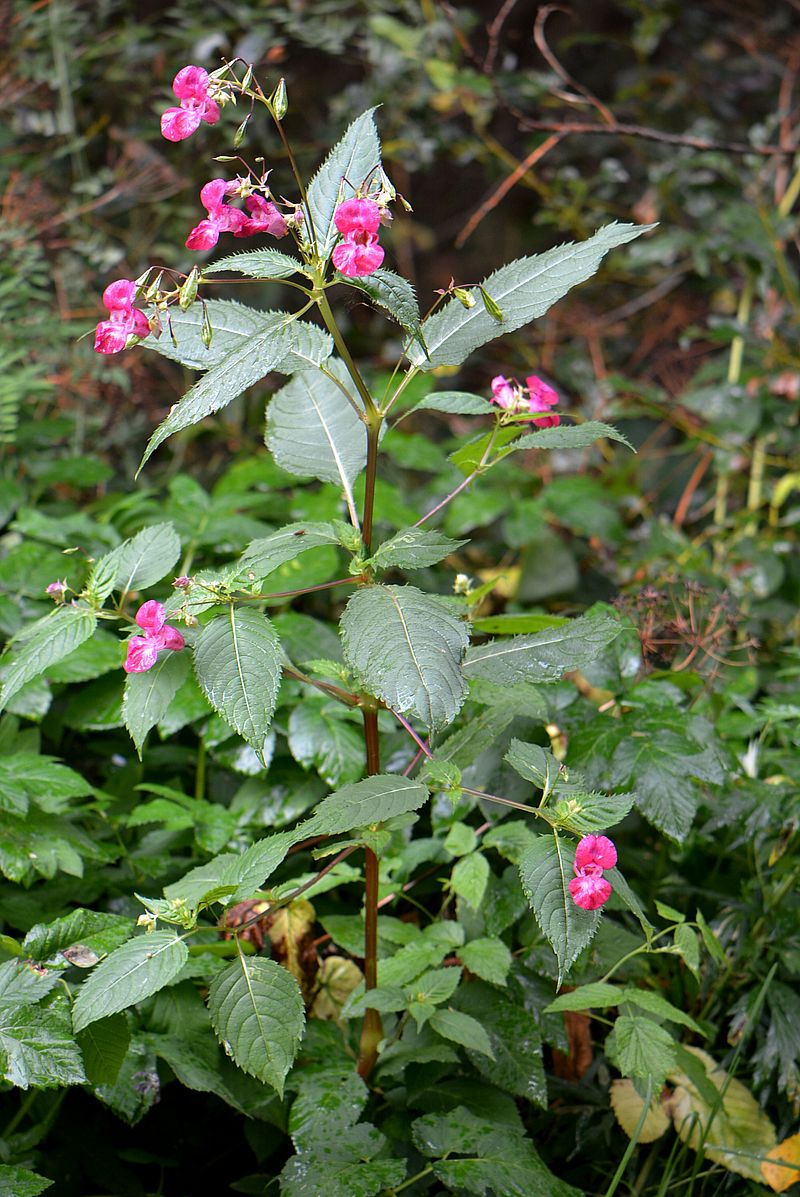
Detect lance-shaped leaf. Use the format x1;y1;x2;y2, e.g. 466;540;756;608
464;612;621;686
307;108;381;257
208;955;304;1097
203;249;305;280
266;363;366;498
76;1012;131;1086
91;522;181;599
123;650;190;757
139;311;332;471
72;932;188;1032
409;391;491;416
340;584;469;730
511;420;634;453
342;268;422;340
145;300;286;370
240;521;340;582
304;774;429;837
0;1165;54;1195
519;835;600;984
193;607;282;763
0;607;97;711
368;527;467;572
408;222;655;369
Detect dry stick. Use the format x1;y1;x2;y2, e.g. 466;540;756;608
484;0;524;74
455;133;563;247
672;449;713;528
533;5;616;127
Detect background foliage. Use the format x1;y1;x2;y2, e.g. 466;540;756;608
2;1;799;1194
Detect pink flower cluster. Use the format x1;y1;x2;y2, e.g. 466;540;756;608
123;601;185;674
185;179;288;251
569;834;617;911
94;280;151;355
490;375;561;428
160;66;221;142
332;198;384;278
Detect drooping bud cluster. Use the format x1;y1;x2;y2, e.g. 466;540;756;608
160;66;223;142
490;375;560;428
332;198;384;278
123;601;185;674
569;834;617;910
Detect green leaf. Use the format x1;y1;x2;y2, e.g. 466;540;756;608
266;363;366;498
464;612;622;686
72;932;189;1032
519;836;600;984
340;584;468;729
207;955;304;1097
452;852;490;910
429;1008;493;1057
459;937;512;986
123;649;189;756
193;607;282;763
44;631;121;683
307;108;381;257
552;790;637;835
203;249;304;279
368;527;467;571
1;995;86;1088
139;314;304;470
472;613;569;635
288;1062;368;1150
240;521;340;581
545;983;625;1013
410;390;490;416
23;909;134;962
280;1124;406;1197
0;959;60;1006
674;923;701;977
288;704;364;789
696;908;727;965
611;726;724;842
0;607;97;711
413;1107;581;1197
409;222;655;369
606;1013;678;1086
504;740;564;794
0;752;91;817
655;899;685;922
306;774;428;836
512;420;634;453
145;299;286;369
0;1166;53;1196
76;1012;131;1086
342;268;422;338
455;982;547;1106
619;988;704;1033
103;522;181;597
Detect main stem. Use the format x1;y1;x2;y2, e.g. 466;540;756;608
357;708;383;1079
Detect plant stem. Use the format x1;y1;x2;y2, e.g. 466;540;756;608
316;287;377;417
282;664;360;707
362;420;382;553
358;708;383;1079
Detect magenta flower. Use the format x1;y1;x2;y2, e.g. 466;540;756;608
94;280;151;355
525;374;560;429
332;197;384;278
161;65;221;142
488;373;561;427
123;600;185;674
45;580;67;601
236;195;289;239
490;375;516;410
569;834;617;911
185;179;247;251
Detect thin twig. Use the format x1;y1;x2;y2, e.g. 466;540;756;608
533;6;616;126
455;133;563;246
484;0;522;74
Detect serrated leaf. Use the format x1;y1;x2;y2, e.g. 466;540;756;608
452;852;489;910
519;836;600;984
76;1012;131;1086
464;612;621;686
0;1166;53;1196
306;774;428;836
455;981;547;1106
108;522;181;596
288;704;364;788
72;932;188;1032
429;1008;494;1057
145;299;285;369
1;996;86;1088
44;631;121;683
203;249;304;279
504;740;565;793
280;1123;406;1197
23;909;133;962
342;268;421;337
193;607;282;762
674;923;700;977
0;607;97;711
0;959;60;1006
240;521;340;581
124;650;189;756
607;1013;677;1086
409;222;655;369
307;108;381;257
512;420;634;453
545;982;625;1013
288;1062;368;1150
410;391;490;416
341;584;468;730
552;790;636;835
208;955;304;1097
368;527;467;571
459;937;512;986
0;751;91;817
266;363;366;499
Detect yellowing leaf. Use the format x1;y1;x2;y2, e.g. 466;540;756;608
666;1047;776;1182
310;957;364;1020
610;1079;670;1143
761;1132;800;1192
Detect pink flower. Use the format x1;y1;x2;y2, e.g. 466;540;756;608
94;279;151;355
161;65;221;142
236;195;289;239
487;373;561;427
123;600;185;674
490;375;516;410
332;197;384;277
334;197;381;236
185;179;247;251
45;580;67;600
525;375;561;429
569;834;617;911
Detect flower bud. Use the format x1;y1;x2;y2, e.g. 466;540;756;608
479;287;503;322
453;287;476;309
270;78;288;119
178;267;199;311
